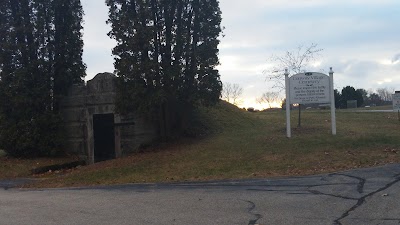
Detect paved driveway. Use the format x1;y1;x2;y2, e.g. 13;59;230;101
1;164;400;225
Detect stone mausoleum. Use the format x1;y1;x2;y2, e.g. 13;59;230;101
60;72;157;164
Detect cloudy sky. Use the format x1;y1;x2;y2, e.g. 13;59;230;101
81;0;400;109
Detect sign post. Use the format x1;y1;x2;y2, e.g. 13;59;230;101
393;92;400;121
329;68;336;135
393;93;400;112
285;67;336;137
285;69;291;138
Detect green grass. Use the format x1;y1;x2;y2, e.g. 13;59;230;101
25;101;400;188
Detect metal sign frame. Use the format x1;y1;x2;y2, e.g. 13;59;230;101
393;93;400;112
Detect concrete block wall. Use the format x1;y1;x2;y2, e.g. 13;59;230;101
60;73;157;163
60;84;87;158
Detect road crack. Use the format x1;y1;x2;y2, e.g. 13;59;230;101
333;173;365;194
307;190;357;200
305;174;364;200
333;174;400;225
241;200;262;225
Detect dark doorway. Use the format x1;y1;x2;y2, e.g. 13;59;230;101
93;114;115;162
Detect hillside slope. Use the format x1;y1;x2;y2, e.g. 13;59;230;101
27;101;400;188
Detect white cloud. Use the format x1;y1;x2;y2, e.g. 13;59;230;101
377;79;393;85
392;54;400;64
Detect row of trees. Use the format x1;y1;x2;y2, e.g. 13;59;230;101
335;87;394;108
222;82;395;110
106;0;223;140
334;86;364;108
0;0;86;157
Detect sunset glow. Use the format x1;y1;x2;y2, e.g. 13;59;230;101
238;98;282;110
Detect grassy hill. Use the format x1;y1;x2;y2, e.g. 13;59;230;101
11;101;400;187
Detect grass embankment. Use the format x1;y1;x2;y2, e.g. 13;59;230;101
0;152;78;180
8;101;400;188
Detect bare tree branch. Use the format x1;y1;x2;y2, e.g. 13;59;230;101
221;82;232;103
222;82;243;106
264;43;323;91
377;87;395;101
256;91;281;109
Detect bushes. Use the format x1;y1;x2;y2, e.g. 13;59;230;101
0;113;65;158
247;107;255;112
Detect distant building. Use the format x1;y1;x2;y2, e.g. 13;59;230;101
347;100;357;109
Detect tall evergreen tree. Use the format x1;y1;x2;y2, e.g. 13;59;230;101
53;0;86;106
340;86;364;108
106;0;223;139
0;0;86;157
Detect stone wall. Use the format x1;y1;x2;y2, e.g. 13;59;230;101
60;73;157;164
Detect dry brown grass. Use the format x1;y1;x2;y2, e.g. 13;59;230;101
0;156;79;180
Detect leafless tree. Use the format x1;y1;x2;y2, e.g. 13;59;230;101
222;82;243;106
264;43;323;90
221;82;232;103
256;92;280;109
263;43;323;127
377;87;395;101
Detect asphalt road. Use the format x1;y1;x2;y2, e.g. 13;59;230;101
1;164;400;225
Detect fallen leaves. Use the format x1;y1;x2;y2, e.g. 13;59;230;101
383;148;398;154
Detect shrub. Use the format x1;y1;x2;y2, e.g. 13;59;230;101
0;112;65;158
247;107;255;112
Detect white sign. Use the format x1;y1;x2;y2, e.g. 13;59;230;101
284;68;336;138
289;72;330;104
393;93;400;112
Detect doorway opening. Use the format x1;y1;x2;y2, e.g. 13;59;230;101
93;114;115;162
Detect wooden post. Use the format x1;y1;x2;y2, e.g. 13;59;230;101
285;69;291;138
329;67;337;135
298;104;301;127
